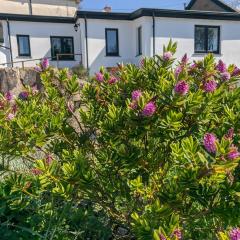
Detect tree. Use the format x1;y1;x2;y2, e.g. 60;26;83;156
0;41;240;239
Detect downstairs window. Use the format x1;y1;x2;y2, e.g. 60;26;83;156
50;36;74;60
195;25;220;54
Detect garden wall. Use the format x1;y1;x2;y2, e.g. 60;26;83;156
0;68;41;95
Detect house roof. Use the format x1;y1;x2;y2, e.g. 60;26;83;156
185;0;237;12
76;8;240;21
0;13;75;23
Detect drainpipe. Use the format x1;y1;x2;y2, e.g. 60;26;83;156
6;19;13;67
84;16;89;74
29;0;33;15
152;11;156;56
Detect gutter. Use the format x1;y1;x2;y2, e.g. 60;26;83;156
6;19;13;67
152;11;155;56
84;16;89;73
29;0;33;15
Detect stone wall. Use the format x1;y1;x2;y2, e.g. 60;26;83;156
0;68;42;95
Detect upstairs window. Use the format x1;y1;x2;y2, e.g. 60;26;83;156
137;26;142;55
0;22;4;43
17;35;31;57
50;36;74;61
105;28;119;56
195;25;220;54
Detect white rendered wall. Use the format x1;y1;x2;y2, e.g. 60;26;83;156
0;21;10;67
154;17;240;66
5;21;81;68
80;19;136;75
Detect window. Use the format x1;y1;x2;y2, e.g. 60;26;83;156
17;35;31;57
0;22;4;43
105;28;119;56
195;26;220;54
137;26;142;55
50;36;74;60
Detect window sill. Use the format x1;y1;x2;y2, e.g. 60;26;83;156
51;59;76;61
192;53;222;57
105;55;121;57
17;56;32;58
136;54;142;57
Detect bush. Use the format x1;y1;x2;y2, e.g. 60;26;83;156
0;42;240;239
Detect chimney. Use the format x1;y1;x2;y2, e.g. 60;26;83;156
103;5;112;12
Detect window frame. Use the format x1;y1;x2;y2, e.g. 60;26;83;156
194;25;220;54
105;28;119;57
50;36;75;61
0;22;4;44
17;34;31;57
137;26;142;56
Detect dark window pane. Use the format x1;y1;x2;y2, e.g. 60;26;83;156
195;27;206;52
17;35;30;56
0;22;4;43
51;37;74;60
106;29;118;55
208;28;219;52
137;27;142;55
51;38;61;59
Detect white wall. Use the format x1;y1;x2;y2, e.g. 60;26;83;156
80;19;136;74
0;21;10;67
154;17;240;65
1;21;81;68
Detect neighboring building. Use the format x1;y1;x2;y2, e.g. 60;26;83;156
2;0;240;74
0;0;80;17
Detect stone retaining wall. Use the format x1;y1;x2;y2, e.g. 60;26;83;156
0;68;41;95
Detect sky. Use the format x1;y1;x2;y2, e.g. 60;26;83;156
80;0;233;12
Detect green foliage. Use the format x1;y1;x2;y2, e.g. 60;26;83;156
0;43;240;239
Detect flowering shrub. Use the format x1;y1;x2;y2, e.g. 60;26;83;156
1;42;240;239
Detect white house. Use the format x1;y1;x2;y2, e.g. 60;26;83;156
2;0;240;74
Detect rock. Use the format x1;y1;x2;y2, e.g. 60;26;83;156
0;67;41;95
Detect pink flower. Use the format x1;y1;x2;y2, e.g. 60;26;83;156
5;91;13;101
229;228;240;240
216;60;227;73
221;72;231;81
227;146;240;160
203;133;217;153
190;63;197;70
131;90;142;101
142;101;156;117
31;168;42;176
163;51;173;61
12;104;17;114
173;229;182;240
181;54;188;65
175;66;183;78
203;80;217;93
19;91;29;100
34;66;42;72
232;66;240;77
159;234;166;240
41;58;49;70
139;58;145;68
174;80;189;95
109;76;118;84
46;154;53;165
129;102;138;110
225;128;234;140
95;72;104;82
6;113;15;121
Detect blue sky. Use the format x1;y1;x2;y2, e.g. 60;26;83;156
80;0;232;12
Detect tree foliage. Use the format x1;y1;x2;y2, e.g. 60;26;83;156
0;41;240;239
